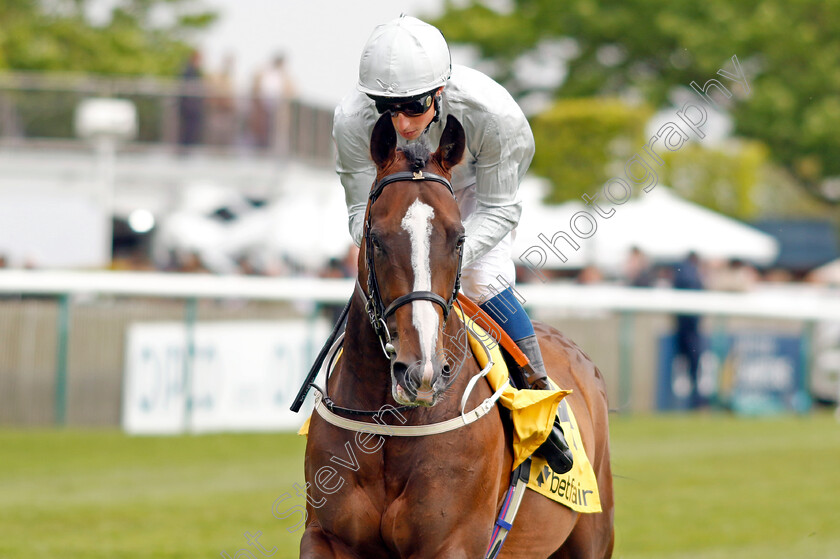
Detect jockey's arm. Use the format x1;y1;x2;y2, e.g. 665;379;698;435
333;104;376;247
460;110;534;269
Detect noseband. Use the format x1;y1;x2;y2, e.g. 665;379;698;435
361;170;464;358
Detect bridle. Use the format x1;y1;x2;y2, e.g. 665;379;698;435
359;169;464;359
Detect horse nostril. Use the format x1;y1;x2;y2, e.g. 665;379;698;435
393;360;423;393
441;362;452;378
393;361;409;380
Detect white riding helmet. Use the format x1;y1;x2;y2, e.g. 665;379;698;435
358;15;451;98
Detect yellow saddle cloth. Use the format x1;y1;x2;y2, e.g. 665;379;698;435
457;308;602;514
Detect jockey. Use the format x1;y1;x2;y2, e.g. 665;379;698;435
333;15;573;474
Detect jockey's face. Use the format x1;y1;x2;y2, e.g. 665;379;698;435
390;88;442;141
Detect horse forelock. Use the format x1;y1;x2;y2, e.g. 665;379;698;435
399;142;432;173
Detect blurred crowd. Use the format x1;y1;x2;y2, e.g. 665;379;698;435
106;242;361;281
97;240;838;291
517;246;836;291
176;49;298;152
5;229;837;412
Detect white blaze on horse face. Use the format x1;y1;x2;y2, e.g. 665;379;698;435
400;199;438;388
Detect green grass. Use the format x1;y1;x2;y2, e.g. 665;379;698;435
0;430;308;558
610;412;840;559
1;412;838;558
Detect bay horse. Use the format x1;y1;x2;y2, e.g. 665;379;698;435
300;113;614;558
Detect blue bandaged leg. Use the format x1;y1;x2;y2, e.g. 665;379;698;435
479;286;546;384
479;287;574;473
478;287;534;343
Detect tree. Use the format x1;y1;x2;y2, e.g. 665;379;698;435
530;97;772;221
659;141;768;220
432;0;840;205
530;97;651;204
0;0;217;76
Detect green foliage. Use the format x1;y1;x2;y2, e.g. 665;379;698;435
751;165;840;220
0;0;217;76
432;0;840;204
660;141;767;220
530;97;651;203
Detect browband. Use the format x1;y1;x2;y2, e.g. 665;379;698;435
370;170;454;203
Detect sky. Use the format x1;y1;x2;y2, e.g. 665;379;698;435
199;0;447;109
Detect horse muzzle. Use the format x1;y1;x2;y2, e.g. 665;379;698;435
391;358;447;407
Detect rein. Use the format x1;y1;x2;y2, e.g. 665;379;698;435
314;292;471;419
312;306;508;437
361;169;464;358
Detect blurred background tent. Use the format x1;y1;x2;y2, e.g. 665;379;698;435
752;219;840;278
151;166;353;275
514;182;779;275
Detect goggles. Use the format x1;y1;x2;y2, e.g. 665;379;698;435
373;91;436;117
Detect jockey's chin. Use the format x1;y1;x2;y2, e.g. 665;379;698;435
398;128;423;141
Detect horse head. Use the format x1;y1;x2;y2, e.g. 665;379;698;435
361;113;466;407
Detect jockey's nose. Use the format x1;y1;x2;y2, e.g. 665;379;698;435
393;112;412;134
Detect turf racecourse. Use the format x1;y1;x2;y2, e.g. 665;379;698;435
1;412;838;558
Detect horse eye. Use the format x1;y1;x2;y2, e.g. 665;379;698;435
456;235;466;248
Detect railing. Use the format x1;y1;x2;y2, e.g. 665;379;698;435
0;71;335;166
0;270;837;428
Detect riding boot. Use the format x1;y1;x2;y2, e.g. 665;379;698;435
515;334;574;474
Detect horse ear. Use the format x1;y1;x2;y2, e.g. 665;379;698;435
435;114;465;172
370;113;396;168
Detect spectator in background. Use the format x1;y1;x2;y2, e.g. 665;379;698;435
205;53;237;147
673;251;705;409
763;268;793;283
249;54;296;150
178;49;206;149
709;258;759;292
260;54;297;101
319;245;359;325
176;251;210;274
576;265;603;285
624;246;655;287
247;72;269;149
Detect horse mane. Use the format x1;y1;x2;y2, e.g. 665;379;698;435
399;142;431;173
